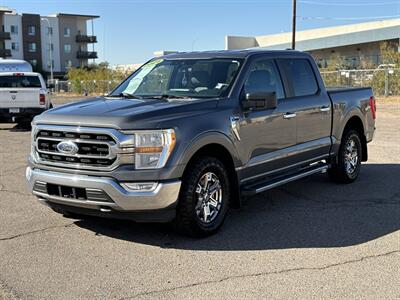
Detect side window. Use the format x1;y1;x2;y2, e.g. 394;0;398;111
244;59;284;99
278;59;318;97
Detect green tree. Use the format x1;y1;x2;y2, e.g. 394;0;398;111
371;42;400;96
66;62;133;94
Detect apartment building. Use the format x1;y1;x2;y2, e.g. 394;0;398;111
0;7;99;78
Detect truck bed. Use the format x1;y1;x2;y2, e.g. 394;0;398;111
327;86;375;145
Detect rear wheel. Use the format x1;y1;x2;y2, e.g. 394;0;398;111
174;156;231;237
328;129;362;183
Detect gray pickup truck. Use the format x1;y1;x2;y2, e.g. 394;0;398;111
26;50;376;236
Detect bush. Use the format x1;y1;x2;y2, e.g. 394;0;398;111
66;62;134;94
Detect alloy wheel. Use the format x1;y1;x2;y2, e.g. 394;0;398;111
194;172;223;223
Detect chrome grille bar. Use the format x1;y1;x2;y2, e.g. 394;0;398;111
32;124;135;171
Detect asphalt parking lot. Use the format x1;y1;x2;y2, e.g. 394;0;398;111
0;101;399;299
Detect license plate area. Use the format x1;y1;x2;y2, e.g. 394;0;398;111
9;108;20;113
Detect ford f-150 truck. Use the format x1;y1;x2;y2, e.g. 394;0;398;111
26;50;376;236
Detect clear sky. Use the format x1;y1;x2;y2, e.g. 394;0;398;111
4;0;400;65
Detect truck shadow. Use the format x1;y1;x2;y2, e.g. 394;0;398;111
0;123;31;131
74;163;400;251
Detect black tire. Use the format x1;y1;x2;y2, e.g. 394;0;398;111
15;121;31;130
328;129;362;183
173;156;231;237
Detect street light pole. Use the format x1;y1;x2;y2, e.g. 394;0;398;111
292;0;297;50
41;18;53;84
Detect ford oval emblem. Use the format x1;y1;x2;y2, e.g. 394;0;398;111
56;141;79;155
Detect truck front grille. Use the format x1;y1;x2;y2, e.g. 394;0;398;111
32;125;127;171
33;181;113;203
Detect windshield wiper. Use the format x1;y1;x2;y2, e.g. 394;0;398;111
108;92;144;99
148;94;190;100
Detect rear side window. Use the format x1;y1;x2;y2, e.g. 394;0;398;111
0;75;42;88
278;59;318;97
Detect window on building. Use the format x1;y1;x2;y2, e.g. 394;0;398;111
11;42;19;51
65;60;72;68
47;27;53;35
46;43;54;52
47;60;54;69
64;44;71;53
64;27;71;37
10;25;18;34
28;42;37;52
27;25;36;36
30;59;38;67
277;59;319;97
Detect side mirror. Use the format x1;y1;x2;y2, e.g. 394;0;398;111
242;91;277;111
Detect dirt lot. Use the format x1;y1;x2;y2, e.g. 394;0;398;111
0;101;399;299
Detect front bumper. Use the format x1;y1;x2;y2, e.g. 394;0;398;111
0;107;46;121
26;167;181;221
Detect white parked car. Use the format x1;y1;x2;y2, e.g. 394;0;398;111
0;72;52;125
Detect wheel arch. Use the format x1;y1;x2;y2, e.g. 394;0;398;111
179;132;241;207
341;115;368;161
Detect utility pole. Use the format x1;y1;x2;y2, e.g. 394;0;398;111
292;0;297;50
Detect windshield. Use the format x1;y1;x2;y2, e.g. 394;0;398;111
110;58;243;99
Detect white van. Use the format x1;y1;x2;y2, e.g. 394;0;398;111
0;72;52;124
0;59;33;73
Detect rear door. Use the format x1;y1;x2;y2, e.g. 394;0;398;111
277;58;331;161
0;74;42;109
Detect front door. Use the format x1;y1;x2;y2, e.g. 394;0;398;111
236;58;297;182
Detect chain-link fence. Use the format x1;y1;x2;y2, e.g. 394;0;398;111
320;68;400;96
51;68;400;97
52;80;121;95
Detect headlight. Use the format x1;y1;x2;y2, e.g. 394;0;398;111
30;124;37;161
133;129;176;169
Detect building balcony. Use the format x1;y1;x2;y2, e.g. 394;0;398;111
0;49;12;57
76;35;97;43
0;31;11;40
77;51;98;59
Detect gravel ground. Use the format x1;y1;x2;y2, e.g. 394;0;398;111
0;101;399;299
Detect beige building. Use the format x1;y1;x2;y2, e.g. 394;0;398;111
226;19;400;68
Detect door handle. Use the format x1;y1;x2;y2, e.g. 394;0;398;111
9;91;18;93
320;106;330;112
283;113;296;119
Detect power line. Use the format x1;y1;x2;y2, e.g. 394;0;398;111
299;15;400;21
299;1;400;6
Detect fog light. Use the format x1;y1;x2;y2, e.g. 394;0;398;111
25;167;32;181
121;182;157;192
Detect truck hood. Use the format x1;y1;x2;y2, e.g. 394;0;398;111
34;96;219;129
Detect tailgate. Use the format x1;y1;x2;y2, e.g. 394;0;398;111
0;88;41;108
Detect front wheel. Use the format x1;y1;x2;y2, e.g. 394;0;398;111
174;156;231;237
328;129;362;183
